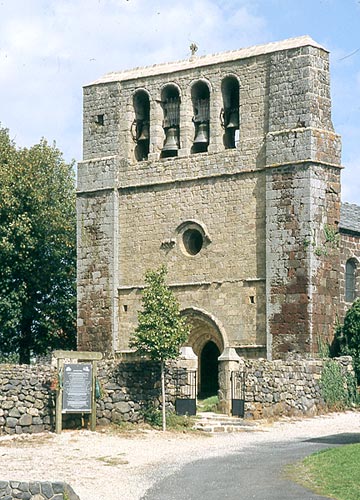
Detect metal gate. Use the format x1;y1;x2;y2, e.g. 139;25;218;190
231;370;246;417
175;369;197;416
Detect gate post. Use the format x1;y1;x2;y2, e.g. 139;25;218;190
177;346;198;372
218;347;241;415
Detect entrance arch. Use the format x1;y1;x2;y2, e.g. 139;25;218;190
181;308;226;397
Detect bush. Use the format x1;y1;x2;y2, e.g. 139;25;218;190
140;404;194;430
335;299;360;384
320;360;358;409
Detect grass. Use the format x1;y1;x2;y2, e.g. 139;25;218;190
288;444;360;500
197;395;220;413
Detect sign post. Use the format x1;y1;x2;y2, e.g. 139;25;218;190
53;351;102;434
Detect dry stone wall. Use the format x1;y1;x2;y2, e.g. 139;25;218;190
0;360;186;434
0;365;55;435
0;481;80;500
0;356;354;435
243;356;353;419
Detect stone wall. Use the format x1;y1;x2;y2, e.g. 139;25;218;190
0;360;188;434
0;356;354;435
0;364;55;435
0;481;80;500
243;356;353;419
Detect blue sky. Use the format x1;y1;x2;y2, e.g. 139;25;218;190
0;0;359;203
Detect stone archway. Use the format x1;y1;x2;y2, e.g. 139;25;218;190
181;308;225;397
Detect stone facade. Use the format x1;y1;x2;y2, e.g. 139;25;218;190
77;35;359;395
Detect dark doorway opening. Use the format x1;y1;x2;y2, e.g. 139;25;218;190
200;341;220;398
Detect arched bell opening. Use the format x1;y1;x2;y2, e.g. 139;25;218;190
220;76;239;149
161;84;181;159
191;81;210;154
181;308;225;398
132;90;150;161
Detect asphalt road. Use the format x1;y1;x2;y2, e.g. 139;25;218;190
142;432;360;500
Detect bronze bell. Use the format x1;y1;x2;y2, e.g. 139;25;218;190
226;110;239;129
162;127;179;151
137;122;149;142
193;122;209;144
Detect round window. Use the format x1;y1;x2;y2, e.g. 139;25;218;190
183;228;203;255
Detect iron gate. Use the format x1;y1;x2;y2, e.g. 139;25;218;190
231;370;246;417
174;369;197;416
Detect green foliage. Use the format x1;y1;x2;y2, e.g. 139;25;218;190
140;405;194;430
197;395;220;413
130;266;190;361
140;404;163;428
316;336;330;358
166;412;195;430
335;299;360;384
0;126;76;363
131;266;190;431
314;224;339;256
289;444;360;500
0;352;20;364
320;360;358;409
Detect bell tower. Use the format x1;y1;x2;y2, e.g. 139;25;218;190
77;36;341;360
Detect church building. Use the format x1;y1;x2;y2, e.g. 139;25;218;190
77;36;359;396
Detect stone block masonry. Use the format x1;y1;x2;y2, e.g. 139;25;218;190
0;481;80;500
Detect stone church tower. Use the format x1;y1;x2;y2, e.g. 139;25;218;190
77;36;342;393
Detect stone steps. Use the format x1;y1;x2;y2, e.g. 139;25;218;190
193;411;258;433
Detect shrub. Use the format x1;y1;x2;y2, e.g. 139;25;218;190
335;299;360;384
320;360;358;409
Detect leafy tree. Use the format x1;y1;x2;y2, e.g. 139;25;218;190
0;126;76;364
130;266;190;431
336;299;360;384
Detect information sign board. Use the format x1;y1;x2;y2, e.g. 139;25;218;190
62;363;92;413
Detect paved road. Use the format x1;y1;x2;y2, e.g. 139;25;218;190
142;432;360;500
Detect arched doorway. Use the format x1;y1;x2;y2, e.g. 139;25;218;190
181;308;225;397
200;341;220;398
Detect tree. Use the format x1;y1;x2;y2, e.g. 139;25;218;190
0;126;76;364
336;299;360;384
130;266;190;431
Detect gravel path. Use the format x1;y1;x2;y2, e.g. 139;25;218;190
0;411;359;500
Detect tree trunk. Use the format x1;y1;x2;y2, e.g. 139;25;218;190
161;361;166;432
19;316;32;364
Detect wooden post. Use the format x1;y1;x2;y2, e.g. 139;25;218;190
90;360;97;432
55;358;64;434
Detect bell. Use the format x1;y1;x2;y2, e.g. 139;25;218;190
193;122;209;144
226;110;239;129
162;127;179;151
137;122;149;141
